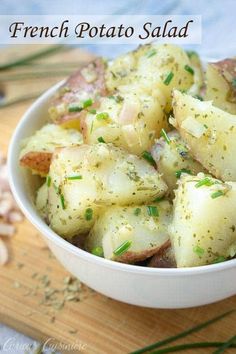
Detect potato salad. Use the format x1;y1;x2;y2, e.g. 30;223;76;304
19;43;236;267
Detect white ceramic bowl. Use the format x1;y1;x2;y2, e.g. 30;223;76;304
8;81;236;309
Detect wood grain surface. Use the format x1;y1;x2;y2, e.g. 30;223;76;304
0;45;235;354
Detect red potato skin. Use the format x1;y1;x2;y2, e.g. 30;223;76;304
50;58;108;126
20;152;52;176
147;240;176;268
116;240;171;264
211;58;236;102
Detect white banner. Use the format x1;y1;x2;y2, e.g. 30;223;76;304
0;15;201;44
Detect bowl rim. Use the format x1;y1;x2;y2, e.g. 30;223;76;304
8;77;236;277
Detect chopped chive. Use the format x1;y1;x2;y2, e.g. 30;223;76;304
147;206;159;217
96;112;109;120
88;109;97;114
85;208;93;221
153;196;164;202
213;256;226;264
195;177;214;188
184;64;194;75
186;50;198;58
211;190;224;199
193;245;205;257
83;98;93;108
142;151;156;166
60;194;65;210
175;169;192;179
108;95;124;103
130;310;235;354
46;175;51;187
232;78;236;88
146;49;157;58
161;128;171;144
204;124;208;129
193;94;203;101
113;240;132;256
97;136;106;143
163;71;174;85
91;246;104;257
68;103;83;112
66;175;82;180
134;208;141;216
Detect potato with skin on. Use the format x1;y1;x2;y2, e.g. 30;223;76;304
49;58;107;130
172;90;236;181
81;91;167;155
19;124;83;176
151;130;205;193
47;144;167;239
85;201;172;263
205;59;236;114
169;174;236;267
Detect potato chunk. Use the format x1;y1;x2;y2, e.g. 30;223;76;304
172;90;236;181
151;130;204;192
47;144;167;238
169;174;236;267
86;201;171;263
81;91;167;155
19;124;83;176
49;58;107;129
206;59;236;114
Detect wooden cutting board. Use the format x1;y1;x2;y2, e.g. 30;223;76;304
0;45;235;354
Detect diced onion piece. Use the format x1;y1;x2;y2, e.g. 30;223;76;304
119;101;139;125
122;125;140;147
181;116;206;138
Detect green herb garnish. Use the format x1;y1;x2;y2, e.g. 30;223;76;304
83;98;93;108
153;196;164;203
142;151;156;167
89;109;97;114
68;103;83;112
146;49;157;58
213;256;226;264
134;208;141;216
91;247;104;257
175;169;192;179
147;206;159;217
232;78;236;88
130;310;235;354
46;175;51;187
96;112;109;120
113;240;132;256
66;175;82;180
195;177;214;188
184;64;194;75
60;194;65;210
161;128;171;144
108;95;124;103
211;190;224;199
163;71;174;85
97;136;106;143
85;208;93;221
193;94;203;101
186;50;198;58
193;245;205;257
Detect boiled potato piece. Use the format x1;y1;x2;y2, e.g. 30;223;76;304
19;124;83;176
206;59;236;114
86;201;171;263
172;90;236;181
49;58;107;129
169;174;236;267
151;130;204;192
47;144;167;238
106;44;194;112
35;182;48;220
81;91;167;155
187;51;204;97
148;241;176;268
